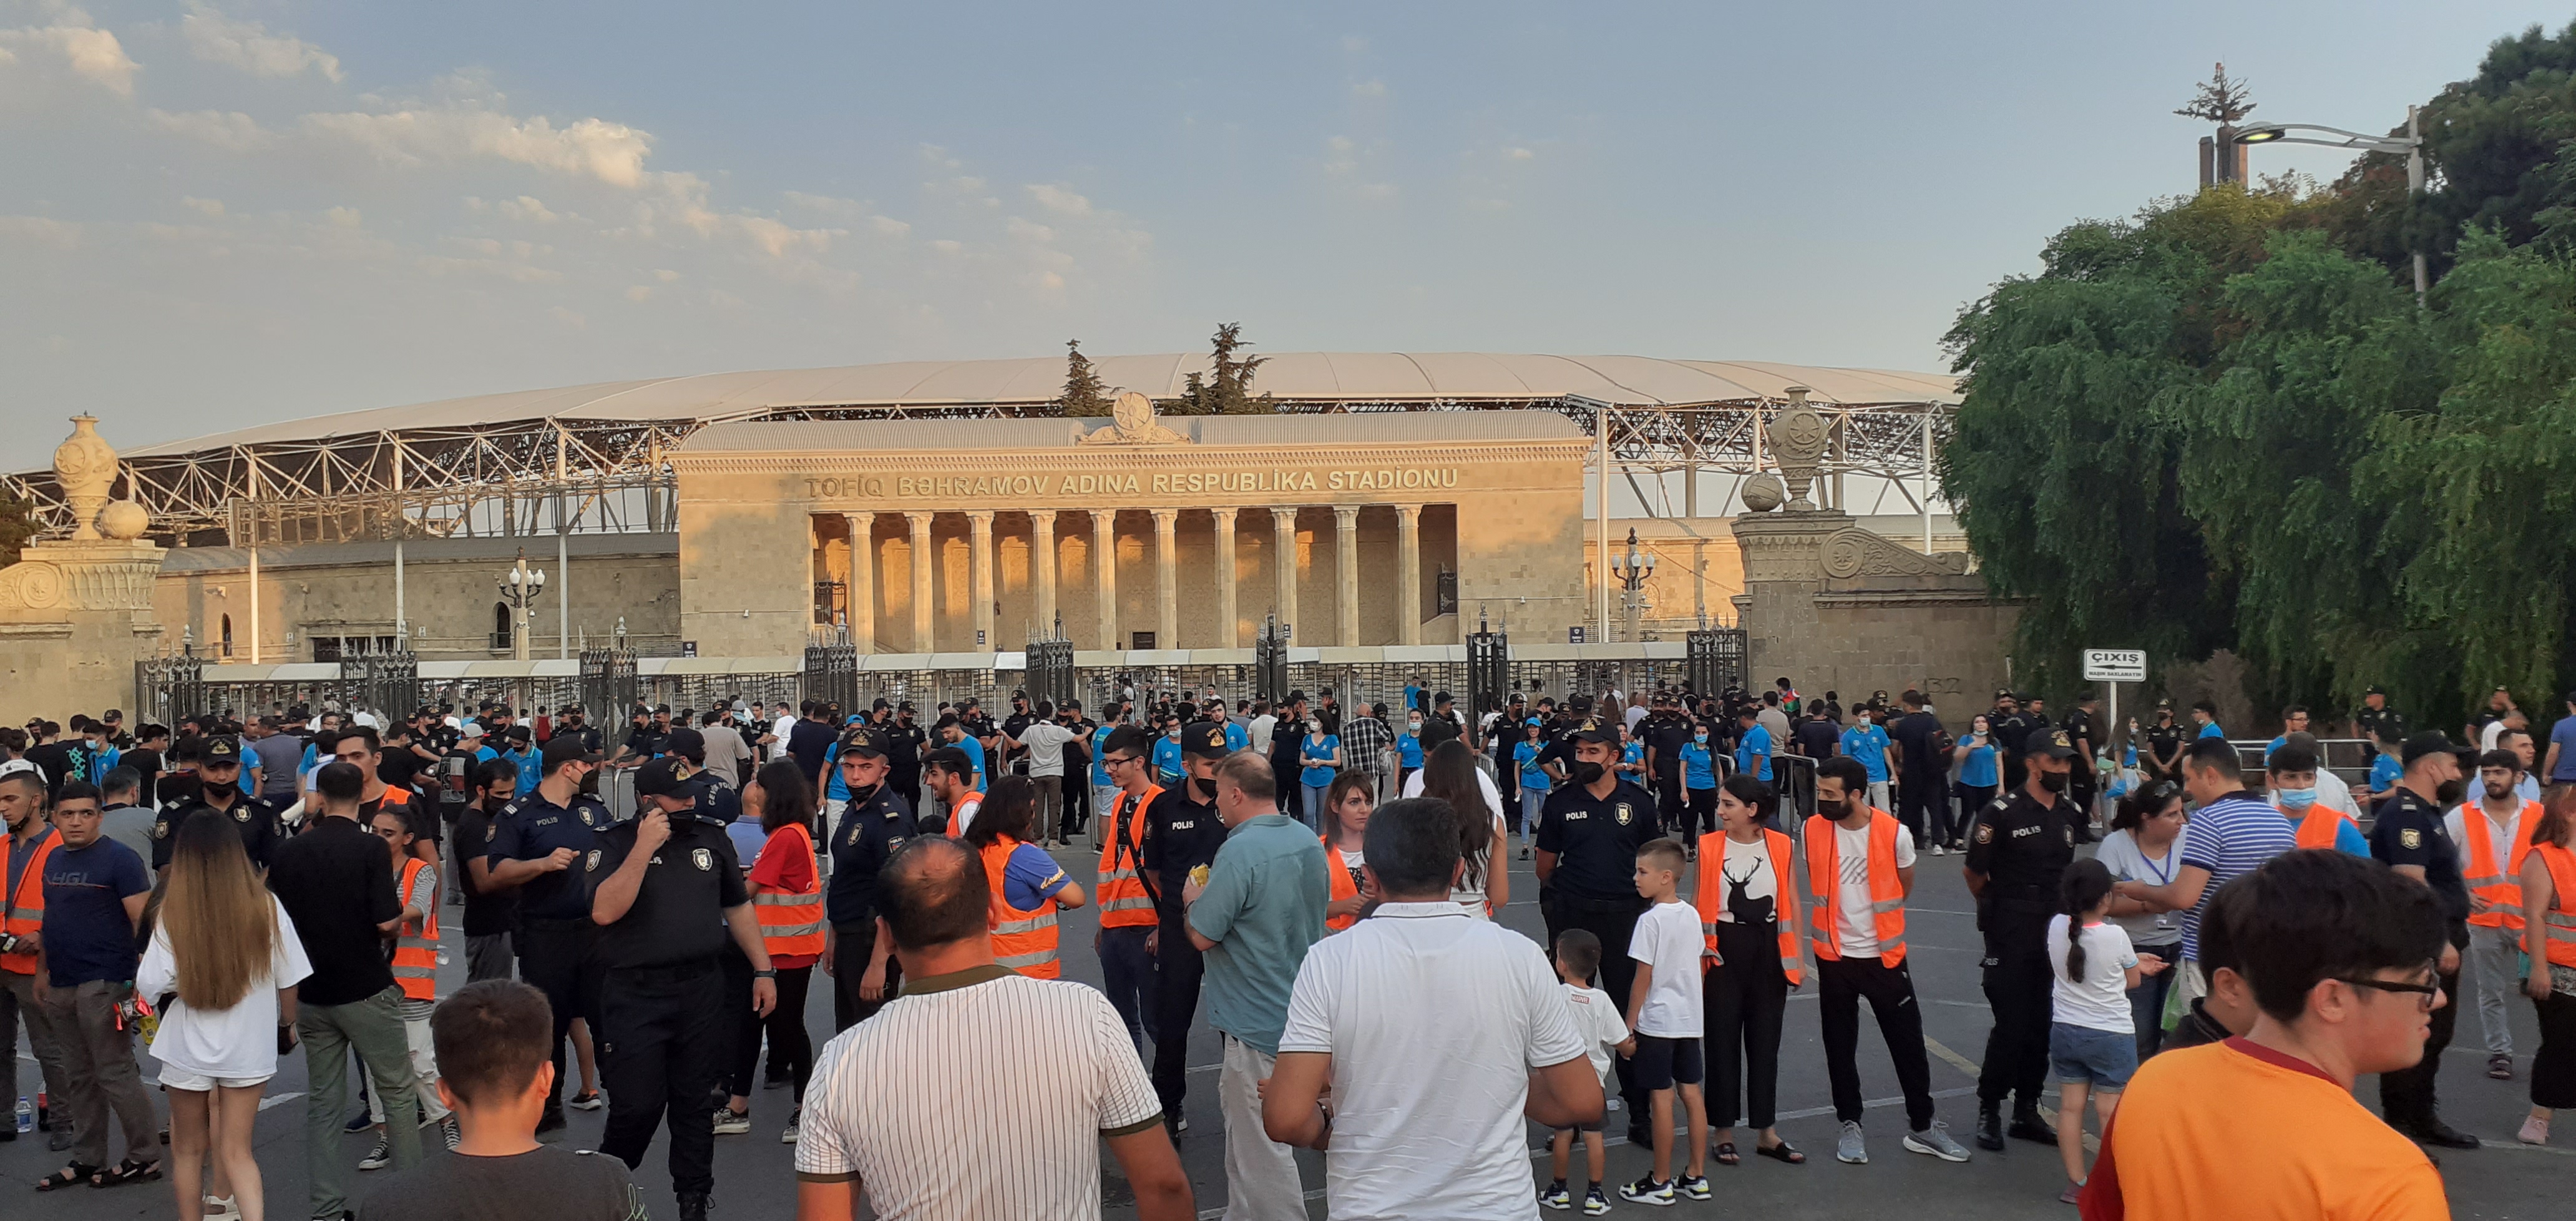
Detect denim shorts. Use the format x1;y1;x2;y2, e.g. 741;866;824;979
2050;1021;2139;1091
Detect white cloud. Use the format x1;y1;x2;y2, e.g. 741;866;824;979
1027;184;1091;216
1507;147;1534;160
182;4;342;82
549;305;585;328
623;285;652;302
303;107;655;187
867;215;909;237
653;268;680;282
0;213;81;248
148;107;275;150
323;205;361;228
0;16;139;94
496;195;559;223
180;195;225;216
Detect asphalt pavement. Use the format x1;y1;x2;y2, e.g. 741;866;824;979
5;831;2565;1220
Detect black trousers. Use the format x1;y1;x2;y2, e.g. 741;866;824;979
1978;924;2054;1111
1895;775;1943;848
1685;788;1719;839
1151;928;1206;1120
831;920;902;1032
1556;893;1649;1119
2379;960;2464;1124
1705;928;1788;1130
720;948;757;1099
2532;987;2576;1111
1653;771;1686;831
517;917;603;1114
598;963;724;1198
1817;956;1936;1130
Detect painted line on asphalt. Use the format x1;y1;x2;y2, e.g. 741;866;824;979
2480;1138;2576;1157
259;1091;305;1112
1921;1036;1983;1079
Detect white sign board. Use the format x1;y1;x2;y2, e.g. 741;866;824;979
2082;649;2147;683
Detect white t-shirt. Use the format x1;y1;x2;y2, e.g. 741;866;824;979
137;896;313;1082
1833;820;1916;958
949;793;984;835
1278;902;1588;1221
2092;829;2182;944
1400;766;1504;821
1014;721;1078;778
1247;713;1276;757
2046;915;2138;1035
2481;720;2509;752
1626;900;1705;1037
1712;835;1778;925
2315;768;2361;818
2446;801;2525;873
1562;983;1630;1088
771;713;797;760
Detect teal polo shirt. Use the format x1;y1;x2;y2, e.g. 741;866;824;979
1187;812;1329;1056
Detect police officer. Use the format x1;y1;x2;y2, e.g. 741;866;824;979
2062;691;2101;843
825;725;917;1031
2140;699;2185;783
1961;725;2078;1152
588;757;776;1221
2354;684;2408;745
484;734;615;1133
1144;720;1231;1128
150;736;281;873
1989;690;2031;792
1534;722;1660;1144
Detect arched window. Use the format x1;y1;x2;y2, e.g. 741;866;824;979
494;602;513;649
220;614;234;658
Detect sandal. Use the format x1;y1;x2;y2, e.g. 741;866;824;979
1755;1139;1807;1165
90;1157;162;1188
1712;1141;1740;1166
36;1164;99;1192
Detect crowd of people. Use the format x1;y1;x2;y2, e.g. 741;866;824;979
0;678;2568;1219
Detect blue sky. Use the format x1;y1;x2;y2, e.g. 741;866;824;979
1;0;2563;466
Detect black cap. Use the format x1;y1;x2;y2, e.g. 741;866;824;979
2399;732;2456;768
2029;727;2079;760
1181;721;1231;759
202;736;240;763
1995;688;2013;699
635;757;690;797
839;726;890;758
504;725;532;745
1571;725;1617;746
665;727;706;763
540;735;602;774
2363;685;2385;696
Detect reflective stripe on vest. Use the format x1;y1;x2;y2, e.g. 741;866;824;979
1802;808;1908;967
1093;785;1161;928
2461;801;2537;931
2533;843;2576;966
754;823;828;958
983;836;1061;978
1;827;57;976
391;856;440;1000
1693;826;1804;987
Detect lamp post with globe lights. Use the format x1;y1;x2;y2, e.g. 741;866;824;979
498;549;547;664
1611;527;1656;642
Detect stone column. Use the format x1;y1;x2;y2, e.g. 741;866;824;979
1150;509;1179;649
843;512;876;652
1209;507;1238;648
906;511;935;652
1029;510;1058;639
1271;507;1299;640
1393;503;1422;646
1334;506;1362;647
966;510;997;650
1093;509;1119;650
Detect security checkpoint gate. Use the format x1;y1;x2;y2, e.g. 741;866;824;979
1686;629;1748;699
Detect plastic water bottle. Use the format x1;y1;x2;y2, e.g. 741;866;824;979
12;1096;30;1135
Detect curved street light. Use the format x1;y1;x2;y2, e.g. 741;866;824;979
2235;107;2428;303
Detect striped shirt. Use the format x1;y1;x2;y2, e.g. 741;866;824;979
796;964;1161;1219
2175;793;2296;961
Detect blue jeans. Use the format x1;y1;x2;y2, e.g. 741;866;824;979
2129;941;2180;1057
1302;783;1330;830
2049;1021;2139;1091
1520;789;1545;838
1098;924;1158;1056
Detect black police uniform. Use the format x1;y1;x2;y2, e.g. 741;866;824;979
1644;712;1692;831
2061;705;2099;841
487;785;615;1119
1535;760;1660;1127
2354;699;2408;746
2141;713;2185;782
824;739;916;1031
2369;786;2469;1136
1961;759;2076;1134
588;798;748;1206
1143;726;1229;1122
1991;704;2032;792
884;716;927;810
151;789;282;872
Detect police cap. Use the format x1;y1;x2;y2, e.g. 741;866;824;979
839;725;891;758
634;757;690;797
2029;727;2079;760
202;737;241;763
1181;720;1231;759
539;735;602;774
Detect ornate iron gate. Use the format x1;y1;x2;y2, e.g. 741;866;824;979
1686;628;1748;698
1466;614;1509;740
580;645;640;717
1253;617;1290;704
1025;637;1074;710
801;642;857;715
135;652;207;725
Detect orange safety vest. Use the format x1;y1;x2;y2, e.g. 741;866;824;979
2291;805;2346;850
2462;800;2540;931
752;823;827;960
1095;785;1161;929
389;856;440;1001
1;825;57;976
2531;841;2576;968
982;835;1061;978
1323;838;1360;932
1695;828;1803;987
1802;808;1908;966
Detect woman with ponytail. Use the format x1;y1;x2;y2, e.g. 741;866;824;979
2043;858;2160;1204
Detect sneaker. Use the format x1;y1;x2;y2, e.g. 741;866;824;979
1173;1114;1189;1133
2060;1180;2084;1205
1582;1187;1611;1216
1905;1121;1973;1163
203;1195;240;1220
357;1136;392;1171
2519;1114;2550;1145
712;1107;751;1135
535;1108;567;1137
781;1107;801;1144
2489;1054;2515;1081
1836;1120;1868;1164
1539;1181;1573;1210
677;1192;710;1221
1676;1174;1710;1200
568;1089;605;1111
1616;1176;1674;1207
763;1074;791;1091
439;1118;461;1151
343;1109;373;1135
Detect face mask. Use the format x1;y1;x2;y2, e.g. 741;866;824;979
2276;786;2316;810
1193;775;1219;800
1571;761;1606;786
1694;732;1709;744
577;768;601;797
1408;720;1422;732
2038;770;2071;793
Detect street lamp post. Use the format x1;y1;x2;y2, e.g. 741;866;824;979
1611;527;1655;643
2236;105;2428;304
497;547;548;664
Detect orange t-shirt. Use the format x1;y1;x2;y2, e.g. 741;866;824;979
2082;1039;2446;1221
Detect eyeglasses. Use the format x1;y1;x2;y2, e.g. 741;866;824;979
2336;965;2444;1011
1104;755;1141;768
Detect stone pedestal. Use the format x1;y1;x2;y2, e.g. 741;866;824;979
1;539;169;717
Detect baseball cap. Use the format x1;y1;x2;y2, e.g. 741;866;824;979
2363;685;2385;696
540;735;602;773
635;757;690;797
202;737;241;763
665;727;706;763
459;722;486;739
2029;728;2079;760
1181;721;1231;759
839;725;891;758
2400;732;2457;768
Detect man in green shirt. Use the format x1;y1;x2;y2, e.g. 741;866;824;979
1184;752;1327;1221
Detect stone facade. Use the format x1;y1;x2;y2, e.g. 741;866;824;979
1;419;167;717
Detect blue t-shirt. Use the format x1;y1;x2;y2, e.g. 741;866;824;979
1515;740;1548;788
1152;735;1184;785
955;735;987;790
1957;735;1999;788
2368;753;2403;794
1841;724;1891;783
1299;735;1340;788
1398;730;1424;770
2197;722;2225;740
1000;840;1071;910
1621;741;1644;773
823;741;849;801
726;816;767;865
2331;816;2370;858
1403;685;1422;715
1681;741;1715;790
1224;721;1248;754
2550;715;2576;782
41;838;150;987
2263;735;2288;762
1090;723;1116;787
1735;723;1773;782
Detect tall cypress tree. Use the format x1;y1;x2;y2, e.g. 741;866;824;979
1048;338;1111;417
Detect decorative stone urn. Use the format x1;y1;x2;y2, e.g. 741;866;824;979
1762;386;1829;513
54;414;119;539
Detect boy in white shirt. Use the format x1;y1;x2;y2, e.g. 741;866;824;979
1622;839;1709;1205
1543;929;1634;1215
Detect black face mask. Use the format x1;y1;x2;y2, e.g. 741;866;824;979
1571;761;1607;787
2038;769;2071;794
577;768;602;796
1193;775;1219;801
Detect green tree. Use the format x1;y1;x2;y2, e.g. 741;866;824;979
0;486;36;566
1046;338;1110;418
1165;322;1275;415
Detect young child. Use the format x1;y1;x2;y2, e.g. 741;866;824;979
2047;859;2162;1204
1543;929;1634;1214
1622;838;1710;1205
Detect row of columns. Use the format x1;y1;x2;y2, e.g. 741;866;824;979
833;505;1428;652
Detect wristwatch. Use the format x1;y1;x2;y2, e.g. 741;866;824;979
753;969;777;979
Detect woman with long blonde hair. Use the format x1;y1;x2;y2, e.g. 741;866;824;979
138;810;312;1221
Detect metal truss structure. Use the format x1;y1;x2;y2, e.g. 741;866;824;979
7;393;1949;545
